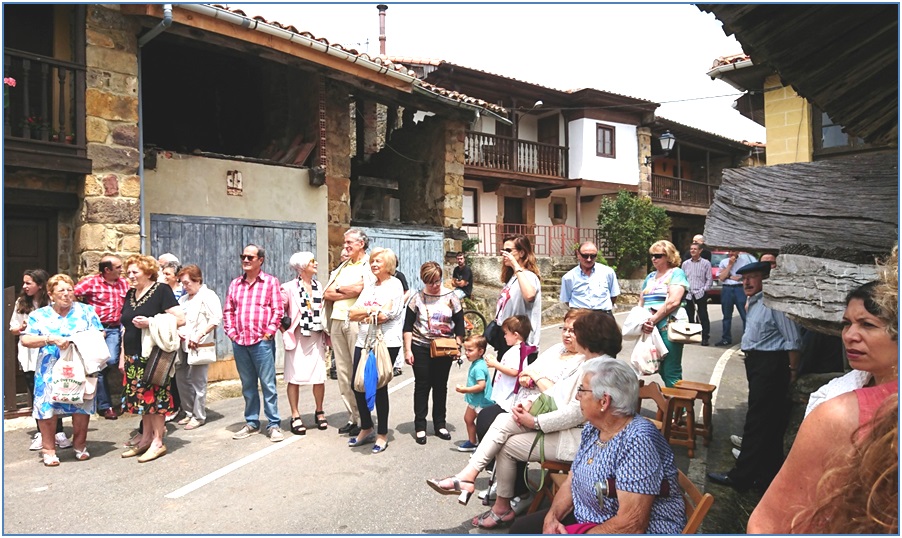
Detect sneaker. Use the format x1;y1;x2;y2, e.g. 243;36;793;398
457;440;478;452
732;448;741;460
55;432;73;449
29;433;43;451
477;482;497;501
511;492;534;515
232;425;259;440
268;427;284;442
165;409;182;423
730;435;743;448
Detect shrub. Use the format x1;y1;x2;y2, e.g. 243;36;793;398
597;191;671;278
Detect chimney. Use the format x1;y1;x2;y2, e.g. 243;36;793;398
377;4;388;55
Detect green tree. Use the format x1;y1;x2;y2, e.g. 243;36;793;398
597;191;671;278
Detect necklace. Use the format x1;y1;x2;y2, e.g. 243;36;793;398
586;438;609;465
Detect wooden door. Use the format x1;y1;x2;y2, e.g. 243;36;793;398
538;116;560;176
358;225;445;291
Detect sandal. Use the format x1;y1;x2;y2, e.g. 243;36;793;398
42;453;60;467
426;477;475;505
472;508;514;529
74;447;91;461
290;417;306;436
314;410;328;430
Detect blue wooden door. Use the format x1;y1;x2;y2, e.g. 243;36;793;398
359;225;444;291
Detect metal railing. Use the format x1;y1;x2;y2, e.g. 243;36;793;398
462;223;612;257
4;48;86;146
650;173;717;207
465;131;567;178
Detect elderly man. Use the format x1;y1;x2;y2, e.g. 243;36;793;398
559;241;620;315
681;243;713;346
707;261;801;491
74;254;130;420
760;253;777;269
682;234;712;262
324;228;374;437
715;249;758;346
224;244;284;442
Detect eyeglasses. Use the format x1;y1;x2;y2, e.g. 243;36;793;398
575;386;593;397
560;326;575;334
501;248;514;253
424;280;440;286
240;255;258;261
650;253;666;260
579;252;597;260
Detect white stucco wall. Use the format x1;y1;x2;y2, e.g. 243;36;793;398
568;119;639;185
143;152;329;280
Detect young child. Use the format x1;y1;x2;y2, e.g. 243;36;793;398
455;335;494;452
485;315;533;412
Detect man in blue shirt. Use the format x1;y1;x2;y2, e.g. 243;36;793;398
715;249;757;346
559;242;620;314
707;261;801;491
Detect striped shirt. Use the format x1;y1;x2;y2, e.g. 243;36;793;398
681;257;713;301
741;292;802;352
223;271;283;346
73;274;130;325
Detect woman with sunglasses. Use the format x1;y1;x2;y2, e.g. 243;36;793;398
491;234;542;359
638;240;689;387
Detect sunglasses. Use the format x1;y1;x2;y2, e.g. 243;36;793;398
501;248;514;253
579;252;597;260
650;253;666;259
240;255;259;261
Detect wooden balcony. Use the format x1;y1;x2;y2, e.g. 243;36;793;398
462;222;612;257
650;173;717;208
465;131;567;179
4;48;91;174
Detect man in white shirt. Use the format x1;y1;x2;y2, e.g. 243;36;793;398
715;249;757;346
559;242;620;314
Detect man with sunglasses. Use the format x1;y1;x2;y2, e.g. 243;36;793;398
223;244;285;442
559;242;620;315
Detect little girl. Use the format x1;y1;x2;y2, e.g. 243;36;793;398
485;315;534;412
455;335;494;452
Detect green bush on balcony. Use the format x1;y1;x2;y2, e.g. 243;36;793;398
597;191;671;278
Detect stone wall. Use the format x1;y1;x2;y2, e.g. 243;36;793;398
324;78;352;268
78;5;141;276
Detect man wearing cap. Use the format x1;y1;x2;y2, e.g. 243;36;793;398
715;249;758;346
559;241;620;315
707;261;802;491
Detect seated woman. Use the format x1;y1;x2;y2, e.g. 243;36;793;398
747;268;899;533
426;310;622;530
509;357;687;534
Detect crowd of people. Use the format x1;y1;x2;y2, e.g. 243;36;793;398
9;229;898;534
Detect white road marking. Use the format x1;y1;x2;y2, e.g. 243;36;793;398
165;435;303;498
706;344;740;417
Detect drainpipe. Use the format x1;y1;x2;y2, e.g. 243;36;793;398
377;5;387;56
136;4;172;253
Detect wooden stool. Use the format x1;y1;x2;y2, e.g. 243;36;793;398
661;387;698;458
527;461;571;514
675;380;717;447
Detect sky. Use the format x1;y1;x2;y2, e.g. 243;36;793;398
227;2;766;144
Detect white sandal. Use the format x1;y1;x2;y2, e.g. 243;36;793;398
75;447;90;461
42;453;60;467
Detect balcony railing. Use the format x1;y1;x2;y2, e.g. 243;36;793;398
4;48;86;148
650;174;717;207
463;223;613;257
465;131;567;178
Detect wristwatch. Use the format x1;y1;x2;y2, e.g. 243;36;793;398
336;285;342;294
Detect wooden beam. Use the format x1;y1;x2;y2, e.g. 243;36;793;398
4;187;79;209
357;175;398;190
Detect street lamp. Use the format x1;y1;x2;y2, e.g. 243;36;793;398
515;100;543;129
645;130;676;167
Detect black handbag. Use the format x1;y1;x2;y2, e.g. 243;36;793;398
483;320;504;351
142;346;177;386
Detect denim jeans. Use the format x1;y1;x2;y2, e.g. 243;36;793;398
232;339;280;430
720;285;748;343
95;327;122;412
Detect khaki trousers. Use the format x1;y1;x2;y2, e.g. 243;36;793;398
330;318;360;424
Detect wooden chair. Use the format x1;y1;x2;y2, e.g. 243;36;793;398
526;460;571;514
662;386;698;458
675;380;717;447
678;469;715;534
638;380;674;439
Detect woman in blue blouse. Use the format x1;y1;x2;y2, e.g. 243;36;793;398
509;358;686;534
639;240;689;387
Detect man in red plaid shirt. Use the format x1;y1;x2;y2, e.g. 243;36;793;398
223;244;285;442
74;254;129;420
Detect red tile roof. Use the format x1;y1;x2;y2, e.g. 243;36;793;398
710;53;752;69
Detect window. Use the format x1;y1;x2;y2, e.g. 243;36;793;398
813;108;871;156
596;124;615;158
463;188;478;225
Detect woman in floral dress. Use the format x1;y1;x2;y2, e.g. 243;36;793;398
21;274;103;466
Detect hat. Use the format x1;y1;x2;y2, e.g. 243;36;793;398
736;261;772;278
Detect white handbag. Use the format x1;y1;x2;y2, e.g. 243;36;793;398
187;344;216;366
667;321;703;344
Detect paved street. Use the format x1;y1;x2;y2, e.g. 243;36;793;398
3;304;749;534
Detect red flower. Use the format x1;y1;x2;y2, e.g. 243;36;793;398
143;391;155;404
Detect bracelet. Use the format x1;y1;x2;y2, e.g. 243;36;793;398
533;416;541;431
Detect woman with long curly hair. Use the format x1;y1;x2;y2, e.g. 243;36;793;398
489;234;542;359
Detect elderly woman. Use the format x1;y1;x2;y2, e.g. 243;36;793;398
509;358;687;534
639;240;689;387
347;247;405;453
427;310;623;530
748;276;899;533
9;269;68;451
280;252;327;435
173;264;222;430
404;261;466;445
20;274;104;466
489;234;542;359
118;255;185;463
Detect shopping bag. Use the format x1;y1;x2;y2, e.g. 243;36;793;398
630;333;662;375
51;346;87;404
